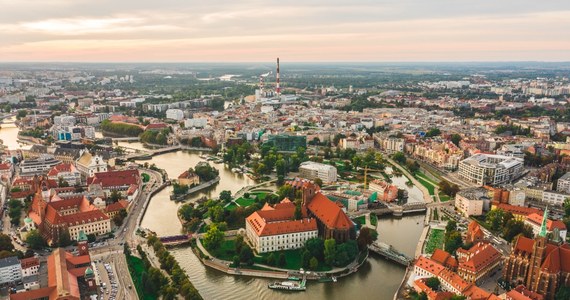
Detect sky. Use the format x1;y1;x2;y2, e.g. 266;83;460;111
1;0;570;62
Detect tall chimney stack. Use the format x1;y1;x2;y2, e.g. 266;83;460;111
276;57;281;96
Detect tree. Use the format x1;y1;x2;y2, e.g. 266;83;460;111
425;128;441;137
219;190;232;202
25;230;46;250
234;235;244;254
309;257;319;270
109;190;121;203
556;285;570;300
266;253;276;266
179;204;195;222
357;227;378;250
444;231;463;255
425;277;441;291
445;220;457;233
278;252;286;267
58;231;72;247
232;256;241;268
503;220;533;242
0;234;14;252
87;234;97;243
450;134;462;147
313;178;323;187
203;224;224;250
324;238;337;266
301;250;311;268
305;238;325;261
208;205;224;223
239;246;254;265
392;152;407;165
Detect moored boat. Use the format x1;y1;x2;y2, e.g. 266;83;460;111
268;280;306;291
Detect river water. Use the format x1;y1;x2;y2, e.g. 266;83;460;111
2;123;425;300
0;117;32;150
135;147;425;300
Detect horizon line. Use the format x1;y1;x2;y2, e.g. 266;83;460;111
1;60;570;64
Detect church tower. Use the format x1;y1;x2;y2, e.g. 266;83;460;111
526;207;549;290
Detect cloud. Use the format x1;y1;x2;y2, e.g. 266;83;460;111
0;1;569;61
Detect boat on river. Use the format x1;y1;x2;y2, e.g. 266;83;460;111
268;279;306;291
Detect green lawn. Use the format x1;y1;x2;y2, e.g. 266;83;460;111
254;249;331;271
126;255;157;300
235;197;256;207
424;228;445;254
225;203;238;211
250;192;268;201
352;216;366;225
415;172;438;186
209;239;238;261
439;192;451;202
415;175;436;196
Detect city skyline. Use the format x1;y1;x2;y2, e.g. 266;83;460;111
1;0;570;62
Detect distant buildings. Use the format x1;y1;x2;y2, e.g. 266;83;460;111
245;199;318;253
19;156;61;175
524;213;567;241
556;171;570;193
47;163;81;186
166;109;184;121
299;161;337;183
455;187;491;217
458;154;524;186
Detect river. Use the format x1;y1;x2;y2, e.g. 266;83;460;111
135;146;425;300
2;122;425;300
0;117;32;150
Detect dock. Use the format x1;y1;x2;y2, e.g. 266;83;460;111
368;242;413;267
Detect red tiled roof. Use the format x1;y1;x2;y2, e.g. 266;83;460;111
513;235;535;255
105;200;128;213
526;213;567;231
307;192;353;230
20;257;40;269
62;210;109;226
494;203;542;217
9;287;55;300
88;169;140;187
458;242;502;273
246;199;317;237
47;163;77;177
431;249;458;270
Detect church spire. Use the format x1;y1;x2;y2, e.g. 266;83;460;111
539;206;548;238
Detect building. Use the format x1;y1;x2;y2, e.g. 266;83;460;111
47;163;81;186
265;134;306;152
556;172;570;193
10;244;96;300
413;255;499;300
491;203;543;221
368;179;399;202
299;180;355;242
177;170;200;186
456;242;502;284
245;199;318;253
166;109;184;120
0;256;22;285
541;190;569;206
503;210;570;300
376;135;405;154
455;187;491;217
524;212;567;241
19;156;62;175
20;257;40;277
299;161;337;183
465;221;485;244
458;154;524;186
87;169;140;201
184;118;207;128
28;178;112;244
75;151;107;178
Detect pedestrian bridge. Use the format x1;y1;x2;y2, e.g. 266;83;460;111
368;242;413;266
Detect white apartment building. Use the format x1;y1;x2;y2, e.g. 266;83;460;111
0;256;22;285
541;190;569;206
299;161;338;183
458;154;524;186
455;187;491;217
556;172;570;194
184;118;208;128
166;109;184;121
67;214;112;241
376;135;405;154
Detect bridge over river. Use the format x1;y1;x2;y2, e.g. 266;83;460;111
368;241;413;266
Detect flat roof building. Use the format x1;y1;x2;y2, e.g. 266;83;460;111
459;154;524;186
